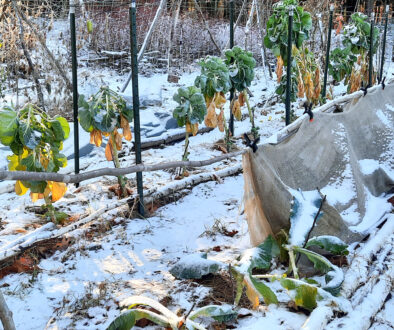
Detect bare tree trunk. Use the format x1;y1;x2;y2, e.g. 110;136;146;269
11;0;72;92
0;291;16;330
121;0;167;92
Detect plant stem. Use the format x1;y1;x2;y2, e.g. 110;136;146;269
44;196;55;223
289;248;299;279
110;132;127;197
244;90;258;139
180;130;190;176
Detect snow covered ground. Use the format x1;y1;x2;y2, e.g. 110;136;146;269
0;16;393;330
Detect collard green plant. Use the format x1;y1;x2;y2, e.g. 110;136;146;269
107;296;236;330
328;47;357;83
224;47;258;139
264;0;312;65
173;86;206;175
194;56;229;136
78;87;133;197
264;0;317;109
0;104;69;221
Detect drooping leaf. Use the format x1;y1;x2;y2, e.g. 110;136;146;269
106;309;172;330
293;246;333;274
188;305;237;323
280;277;318;311
305;236;349;255
51;181;67;202
0;109;18;146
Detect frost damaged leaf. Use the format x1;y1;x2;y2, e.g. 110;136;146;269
188;305;237;323
204;103;218;128
120;115;132;141
232;100;242;121
217;109;225;132
51;182;67;202
293;246;333;274
105;141;113;161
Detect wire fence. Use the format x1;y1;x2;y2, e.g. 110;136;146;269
0;0;392;116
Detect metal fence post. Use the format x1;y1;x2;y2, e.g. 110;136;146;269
129;0;144;216
229;0;234;136
368;12;375;87
285;6;294;126
70;0;79;187
379;5;389;83
322;4;334;102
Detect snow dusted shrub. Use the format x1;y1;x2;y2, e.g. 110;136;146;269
78;87;133;197
0;104;70;222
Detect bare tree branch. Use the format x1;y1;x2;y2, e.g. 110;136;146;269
0;150;246;184
0;291;15;330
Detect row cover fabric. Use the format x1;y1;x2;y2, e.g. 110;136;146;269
243;84;394;246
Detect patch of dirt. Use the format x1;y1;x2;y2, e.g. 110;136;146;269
194;272;253;310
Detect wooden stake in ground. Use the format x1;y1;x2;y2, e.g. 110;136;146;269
0;290;16;330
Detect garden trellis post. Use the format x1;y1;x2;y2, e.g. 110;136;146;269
70;0;80;187
229;0;235;136
285;6;294;126
129;0;145;216
322;4;334;102
369;12;375;87
379;5;389;83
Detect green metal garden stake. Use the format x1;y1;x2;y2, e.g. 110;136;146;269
322;4;334;102
129;0;144;216
229;0;234;137
285;6;294;126
70;0;80;188
379;5;389;83
368;12;375;87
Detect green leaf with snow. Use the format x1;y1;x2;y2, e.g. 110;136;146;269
306;236;349;255
293;246;333;274
280;277;318;311
249;274;279;305
106;309;172;330
189;305;237;323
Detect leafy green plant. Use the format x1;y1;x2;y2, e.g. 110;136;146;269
224;47;258;140
231;191;349;311
329;13;379;93
107;296;236;330
264;0;316;109
0;104;69;222
173;86;206;175
194;56;230;148
78;87;133;197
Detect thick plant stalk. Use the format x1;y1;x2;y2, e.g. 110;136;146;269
288;248;298;279
243;90;257;139
110;132;128;197
0;290;15;330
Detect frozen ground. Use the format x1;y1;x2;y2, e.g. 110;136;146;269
0;17;393;330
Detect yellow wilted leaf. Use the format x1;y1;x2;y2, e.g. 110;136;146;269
238;92;245;107
30;192;44;202
94;130;102;147
89;130;95;145
51;182;67;202
121;115;132;141
114;131;123;151
232;100;242;121
305;72;314;101
191;123;199;136
15;181;28;196
276;56;284;83
185;121;192;133
217;109;225;132
243;278;260;310
7;154;19;171
214;92;227;109
105;141;113;161
297;71;305;98
204;103;218;128
205;96;213;108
